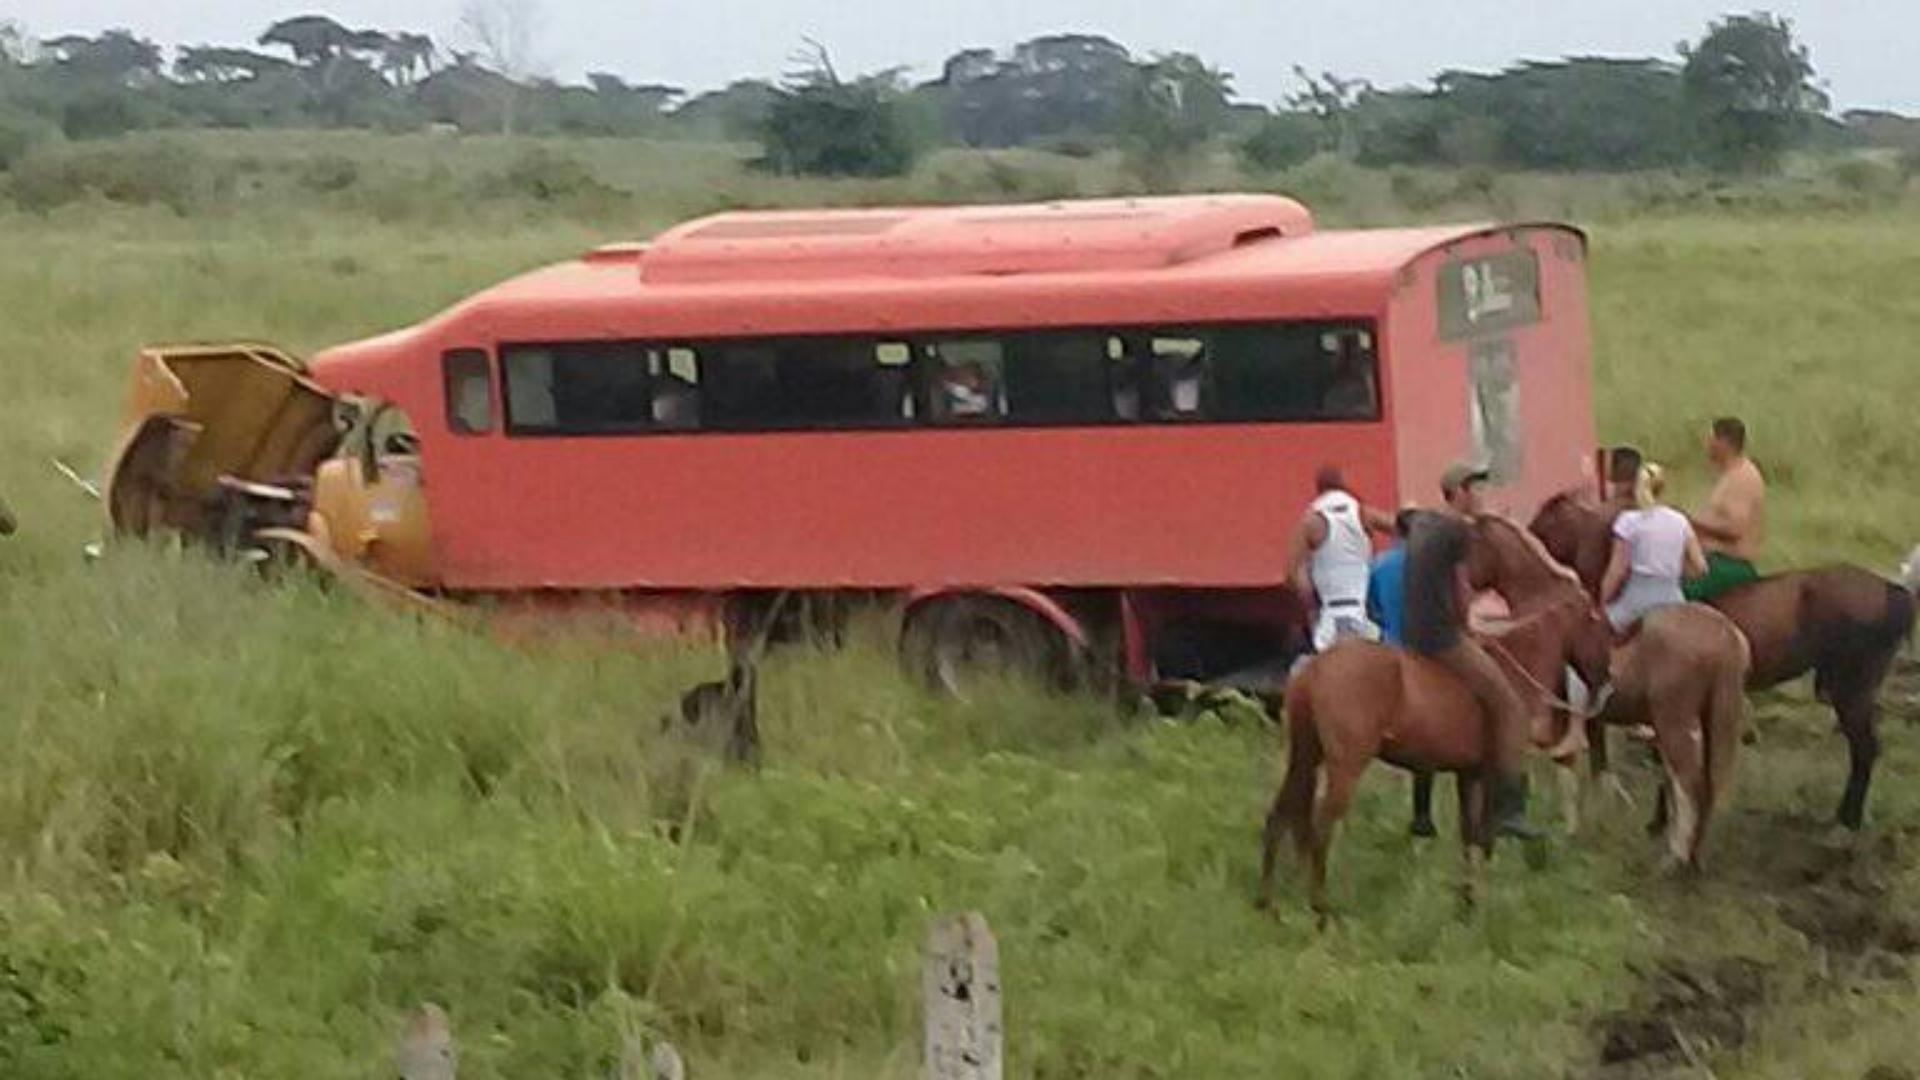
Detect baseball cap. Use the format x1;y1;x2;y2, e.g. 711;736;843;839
1439;462;1491;496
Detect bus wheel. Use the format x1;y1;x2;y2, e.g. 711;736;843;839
901;596;1074;699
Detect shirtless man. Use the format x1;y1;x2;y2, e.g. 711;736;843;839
1684;416;1765;601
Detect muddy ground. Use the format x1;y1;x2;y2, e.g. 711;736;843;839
1588;662;1920;1078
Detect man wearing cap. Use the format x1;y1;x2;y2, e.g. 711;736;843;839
1401;462;1545;841
1288;464;1396;654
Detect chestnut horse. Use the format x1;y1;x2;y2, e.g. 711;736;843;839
1531;492;1916;829
1257;516;1612;913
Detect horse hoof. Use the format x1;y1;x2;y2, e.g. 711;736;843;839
1409;818;1438;840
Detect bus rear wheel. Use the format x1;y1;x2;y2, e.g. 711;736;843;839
900;596;1076;699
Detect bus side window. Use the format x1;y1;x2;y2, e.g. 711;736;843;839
651;347;702;430
502;343;650;434
1109;335;1145;421
1002;331;1109;424
924;339;1007;423
1207;322;1380;422
1150;336;1209;420
442;349;493;435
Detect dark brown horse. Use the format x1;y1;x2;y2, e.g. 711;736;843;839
1258;516;1612;913
1530;491;1916;829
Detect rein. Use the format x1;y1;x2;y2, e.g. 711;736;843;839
1483;633;1614;720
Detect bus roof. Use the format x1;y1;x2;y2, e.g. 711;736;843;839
311;198;1584;385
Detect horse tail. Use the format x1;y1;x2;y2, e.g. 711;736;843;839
1259;667;1324;905
1699;622;1750;859
1278;669;1324;851
1890;578;1916;647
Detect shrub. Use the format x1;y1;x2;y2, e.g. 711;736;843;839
5;138;221;215
758;78;923;178
0;105;57;171
1239;111;1323;173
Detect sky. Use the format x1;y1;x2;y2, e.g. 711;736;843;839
4;0;1914;113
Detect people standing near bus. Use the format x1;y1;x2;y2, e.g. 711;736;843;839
1366;509;1418;646
1288;466;1396;653
1402;462;1544;841
1685;416;1766;601
1602;462;1707;636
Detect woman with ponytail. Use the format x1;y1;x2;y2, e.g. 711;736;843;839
1602;462;1708;636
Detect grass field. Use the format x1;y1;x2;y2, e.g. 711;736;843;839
0;132;1917;1078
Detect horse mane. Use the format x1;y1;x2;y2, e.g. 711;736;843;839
1475;512;1583;586
1537;487;1601;518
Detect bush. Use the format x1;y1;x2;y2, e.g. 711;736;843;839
758;78;923;178
1826;156;1905;203
478;147;624;205
296;153;362;194
1239;112;1323;173
0;105;57;171
5;139;221;215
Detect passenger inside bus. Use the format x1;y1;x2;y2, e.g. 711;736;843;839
931;342;1007;420
1319;332;1378;419
1150;338;1208;420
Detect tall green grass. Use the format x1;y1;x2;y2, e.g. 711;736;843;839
0;132;1916;1077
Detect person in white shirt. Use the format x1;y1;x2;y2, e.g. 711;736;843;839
1602;462;1708;636
1288;464;1395;652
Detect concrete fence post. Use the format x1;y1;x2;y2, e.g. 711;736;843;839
923;911;1003;1080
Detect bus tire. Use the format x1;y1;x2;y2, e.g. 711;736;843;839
900;595;1077;699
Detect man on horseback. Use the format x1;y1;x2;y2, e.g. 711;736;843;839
1403;462;1545;841
1288;465;1395;653
1685;417;1766;602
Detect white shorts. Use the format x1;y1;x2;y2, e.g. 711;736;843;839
1313;604;1380;653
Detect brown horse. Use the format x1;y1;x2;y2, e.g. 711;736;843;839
1257;516;1612;913
1531;491;1917;829
1606;604;1751;867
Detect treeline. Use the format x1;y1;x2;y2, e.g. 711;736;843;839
0;11;1906;182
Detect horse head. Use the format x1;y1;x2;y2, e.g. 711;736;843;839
1527;489;1616;599
1468;513;1583;604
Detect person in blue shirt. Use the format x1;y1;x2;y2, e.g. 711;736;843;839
1366;509;1418;646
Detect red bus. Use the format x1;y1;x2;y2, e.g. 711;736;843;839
106;194;1595;691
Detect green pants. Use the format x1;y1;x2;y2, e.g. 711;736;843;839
1684;551;1760;602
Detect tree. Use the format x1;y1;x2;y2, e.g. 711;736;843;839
1121;52;1234;191
459;0;544;133
42;30;163;86
258;15;353;65
1287;68;1369;158
758;41;922;177
1681;12;1827;171
1;20;28;67
175;46;295;83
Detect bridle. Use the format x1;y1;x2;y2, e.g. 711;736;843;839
1480;585;1615;720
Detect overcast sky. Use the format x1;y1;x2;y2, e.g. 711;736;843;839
5;1;1913;112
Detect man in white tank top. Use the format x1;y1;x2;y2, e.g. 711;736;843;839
1289;465;1396;653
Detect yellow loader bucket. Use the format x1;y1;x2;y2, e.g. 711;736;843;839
104;344;341;539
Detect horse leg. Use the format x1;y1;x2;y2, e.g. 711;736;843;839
1556;759;1582;836
1649;702;1704;871
1456;772;1487;913
1410;770;1438;838
1834;693;1881;831
1309;762;1363;918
